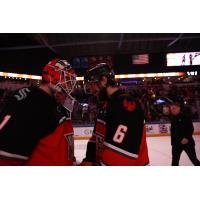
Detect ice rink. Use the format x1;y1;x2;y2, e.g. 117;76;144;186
75;135;200;166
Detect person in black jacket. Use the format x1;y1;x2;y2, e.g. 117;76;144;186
169;102;200;166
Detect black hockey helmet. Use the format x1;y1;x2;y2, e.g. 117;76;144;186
167;97;184;108
154;96;183;106
84;63;115;84
154;96;184;115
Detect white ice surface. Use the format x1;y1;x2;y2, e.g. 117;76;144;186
75;135;200;166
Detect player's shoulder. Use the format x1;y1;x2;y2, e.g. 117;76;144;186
115;90;138;112
12;86;32;101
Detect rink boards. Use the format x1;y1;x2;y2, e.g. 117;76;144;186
74;122;200;140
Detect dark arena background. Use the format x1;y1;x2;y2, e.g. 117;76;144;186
0;33;200;165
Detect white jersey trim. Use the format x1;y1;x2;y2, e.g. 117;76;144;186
64;132;74;137
145;163;150;166
0;115;11;131
104;142;139;159
0;150;28;160
100;161;107;166
95;131;105;137
97;119;106;125
59;116;70;124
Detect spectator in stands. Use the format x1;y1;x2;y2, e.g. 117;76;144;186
70;76;200;124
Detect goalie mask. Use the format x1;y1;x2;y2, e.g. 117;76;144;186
42;59;77;112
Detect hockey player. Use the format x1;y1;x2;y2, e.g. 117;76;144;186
0;59;76;166
81;63;149;166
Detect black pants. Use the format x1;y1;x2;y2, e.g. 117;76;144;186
172;144;200;166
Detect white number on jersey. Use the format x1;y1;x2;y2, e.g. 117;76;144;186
113;125;128;143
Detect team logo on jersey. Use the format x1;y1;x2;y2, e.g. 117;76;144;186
123;99;136;112
14;88;31;101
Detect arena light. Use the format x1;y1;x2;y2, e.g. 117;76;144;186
76;72;185;80
76;76;84;81
115;72;185;79
30;75;42;80
0;71;186;81
7;73;18;78
0;72;42;80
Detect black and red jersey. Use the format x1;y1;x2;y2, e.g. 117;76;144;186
26;119;75;166
83;90;149;166
0;86;74;165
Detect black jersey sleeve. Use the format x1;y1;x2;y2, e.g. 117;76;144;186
0;93;18;122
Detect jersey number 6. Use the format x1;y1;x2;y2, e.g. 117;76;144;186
113;125;128;143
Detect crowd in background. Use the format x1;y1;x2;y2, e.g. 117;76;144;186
127;84;200;122
1;76;200;125
70;76;200;124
